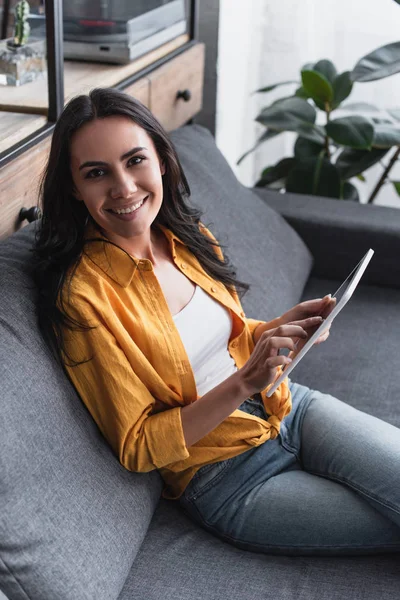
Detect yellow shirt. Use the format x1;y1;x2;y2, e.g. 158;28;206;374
58;221;292;500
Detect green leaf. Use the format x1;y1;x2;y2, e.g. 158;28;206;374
372;125;400;148
341;181;360;201
335;147;389;179
301;70;334;105
255;157;296;188
356;173;366;182
332;72;353;109
253;81;298;94
294;136;325;159
394;0;400;5
295;86;309;99
236;130;281;165
256;96;317;127
351;42;400;82
313;59;338;84
326;116;374;149
256;97;326;144
392;181;400;196
285;156;341;198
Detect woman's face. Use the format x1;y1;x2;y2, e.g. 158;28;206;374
70;115;165;244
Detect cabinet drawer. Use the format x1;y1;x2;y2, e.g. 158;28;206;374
0;138;50;240
148;43;205;131
122;77;150;108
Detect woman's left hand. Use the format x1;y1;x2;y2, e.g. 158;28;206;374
279;294;336;350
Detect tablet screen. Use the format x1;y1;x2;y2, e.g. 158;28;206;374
265;248;374;397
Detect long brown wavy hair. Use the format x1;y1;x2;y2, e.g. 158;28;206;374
30;87;250;368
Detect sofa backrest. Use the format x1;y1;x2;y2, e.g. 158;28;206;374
0;224;163;600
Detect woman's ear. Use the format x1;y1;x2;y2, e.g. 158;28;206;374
160;161;166;176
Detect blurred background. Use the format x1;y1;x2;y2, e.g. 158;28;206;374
216;0;400;207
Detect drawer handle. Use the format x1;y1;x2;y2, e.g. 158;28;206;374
176;89;192;102
19;206;42;223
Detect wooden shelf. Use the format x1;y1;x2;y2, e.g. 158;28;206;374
0;33;189;114
0;112;47;154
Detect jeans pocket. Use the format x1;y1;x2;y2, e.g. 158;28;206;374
184;458;233;502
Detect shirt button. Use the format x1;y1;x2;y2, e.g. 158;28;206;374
240;311;245;317
181;263;186;269
211;286;217;293
231;340;238;348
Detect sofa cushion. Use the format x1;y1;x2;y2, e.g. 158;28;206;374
169;124;313;320
118;498;400;600
0;223;163;600
294;276;400;427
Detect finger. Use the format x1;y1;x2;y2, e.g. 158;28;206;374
266;355;293;369
288;316;323;328
293;299;328;318
315;331;330;344
269;336;299;352
263;325;309;340
320;298;337;319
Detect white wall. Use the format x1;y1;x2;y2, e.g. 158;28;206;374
216;0;400;207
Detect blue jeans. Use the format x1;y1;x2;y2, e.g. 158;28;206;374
178;380;400;556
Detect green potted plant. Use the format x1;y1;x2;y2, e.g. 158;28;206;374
239;2;400;204
0;0;46;87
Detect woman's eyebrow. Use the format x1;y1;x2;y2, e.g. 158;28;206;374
78;146;147;170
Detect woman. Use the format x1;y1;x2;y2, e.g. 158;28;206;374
32;87;400;557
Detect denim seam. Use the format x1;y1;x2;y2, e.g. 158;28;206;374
283;392;316;456
306;468;400;516
186;459;235;501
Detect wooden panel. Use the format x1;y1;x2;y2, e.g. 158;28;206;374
0;135;51;240
148;43;205;132
121;78;150;107
0;112;47;154
0;34;189;114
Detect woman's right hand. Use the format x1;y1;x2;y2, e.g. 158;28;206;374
237;317;323;397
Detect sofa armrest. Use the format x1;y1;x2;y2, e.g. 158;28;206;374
253;188;400;289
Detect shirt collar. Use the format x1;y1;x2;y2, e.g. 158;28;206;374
82;221;185;288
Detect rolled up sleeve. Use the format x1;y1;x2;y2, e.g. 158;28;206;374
61;296;190;473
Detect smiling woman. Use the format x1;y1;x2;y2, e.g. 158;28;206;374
31;87;252;371
29;87;400;560
70;116;166;260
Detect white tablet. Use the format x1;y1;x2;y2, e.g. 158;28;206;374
265;248;374;398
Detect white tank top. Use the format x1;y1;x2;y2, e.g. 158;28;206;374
172;284;238;397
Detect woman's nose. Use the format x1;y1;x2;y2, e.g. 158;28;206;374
111;172;138;199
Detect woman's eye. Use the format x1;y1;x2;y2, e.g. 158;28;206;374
128;156;145;166
85;156;145;179
86;168;105;179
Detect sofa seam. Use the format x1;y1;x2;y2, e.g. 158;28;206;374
0;554;31;600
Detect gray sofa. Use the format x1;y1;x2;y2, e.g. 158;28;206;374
1;123;399;600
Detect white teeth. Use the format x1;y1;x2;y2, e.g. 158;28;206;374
111;197;146;214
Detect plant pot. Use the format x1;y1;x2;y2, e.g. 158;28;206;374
0;37;46;86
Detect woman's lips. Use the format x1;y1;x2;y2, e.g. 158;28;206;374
106;196;148;221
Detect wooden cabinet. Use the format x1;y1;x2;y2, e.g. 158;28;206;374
148;43;204;131
0;42;205;240
122;78;151;109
